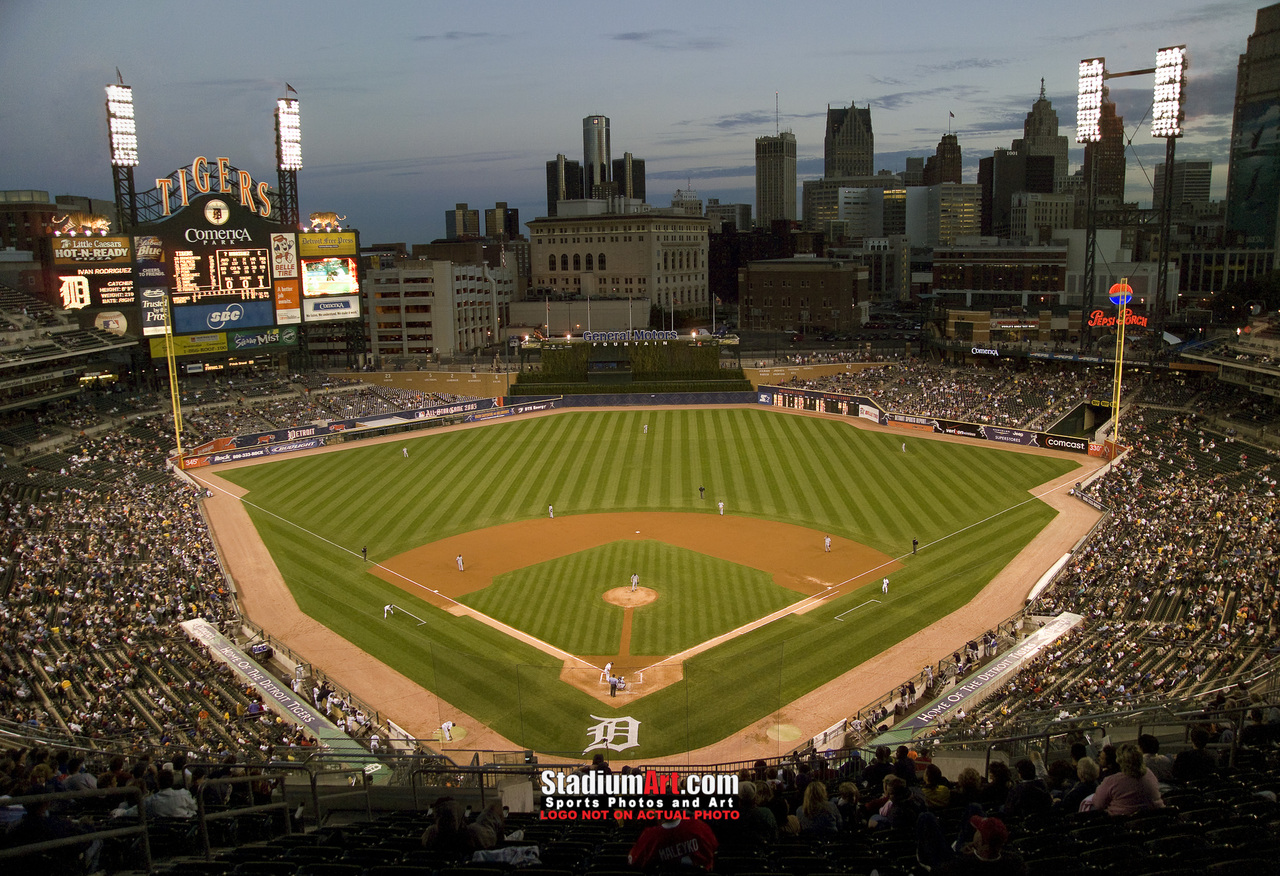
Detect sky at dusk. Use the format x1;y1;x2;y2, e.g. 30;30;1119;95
0;0;1268;245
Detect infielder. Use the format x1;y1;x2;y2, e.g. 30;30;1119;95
456;554;464;572
548;504;554;519
824;535;831;552
718;501;724;515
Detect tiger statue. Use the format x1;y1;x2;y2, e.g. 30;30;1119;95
308;212;347;229
51;213;111;235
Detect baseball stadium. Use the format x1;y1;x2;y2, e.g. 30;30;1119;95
3;60;1280;876
3;309;1280;873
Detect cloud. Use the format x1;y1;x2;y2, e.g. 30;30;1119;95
610;29;727;51
413;31;497;42
919;57;1011;75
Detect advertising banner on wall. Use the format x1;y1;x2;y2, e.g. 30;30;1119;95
298;231;357;257
52;235;136;310
173;299;275;334
302;295;360;322
148;333;228;358
273;278;301;325
229;326;298;352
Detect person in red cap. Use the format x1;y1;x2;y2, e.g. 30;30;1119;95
936;814;1026;874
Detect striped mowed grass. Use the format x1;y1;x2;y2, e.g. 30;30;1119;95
467;541;792;656
219;407;1076;757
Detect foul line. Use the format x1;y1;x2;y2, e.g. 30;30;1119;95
834;599;881;621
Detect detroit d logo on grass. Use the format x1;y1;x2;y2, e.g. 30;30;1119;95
584;715;641;755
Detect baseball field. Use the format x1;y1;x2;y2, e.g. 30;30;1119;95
208;406;1085;759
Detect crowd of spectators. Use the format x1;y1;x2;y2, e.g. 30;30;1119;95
914;398;1279;744
785;361;1112;430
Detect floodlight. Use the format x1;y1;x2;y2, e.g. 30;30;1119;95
1076;58;1105;144
1152;45;1186;139
105;84;139;167
276;98;302;171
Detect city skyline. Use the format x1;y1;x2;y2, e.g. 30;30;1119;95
0;0;1266;244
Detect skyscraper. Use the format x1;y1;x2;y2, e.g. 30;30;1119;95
824;102;874;177
1154;160;1213;211
545;154;582;217
484;202;520;241
1084;94;1126;201
756;131;797;226
1012;80;1070;192
583;115;612;198
1226;3;1280;248
445;202;480;240
612;152;646;202
924;133;962;186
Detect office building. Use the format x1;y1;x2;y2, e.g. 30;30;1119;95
705;199;752;233
1011;81;1070;193
824;102;874;177
1154;161;1213;211
1084;95;1126;201
583;115;612;198
756;131;797;226
363;256;513;359
1226;3;1280;248
483;202;521;242
527;213;712;319
611;153;646;202
546;154;583;217
737;258;867;332
924;133;962;186
445;203;480;240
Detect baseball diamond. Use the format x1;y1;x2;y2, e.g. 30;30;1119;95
202;405;1098;760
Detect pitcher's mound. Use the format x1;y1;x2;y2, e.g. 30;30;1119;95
604;586;657;607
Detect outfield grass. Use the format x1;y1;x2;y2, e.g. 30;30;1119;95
218;408;1077;757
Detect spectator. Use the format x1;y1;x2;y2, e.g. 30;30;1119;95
795;780;842;834
628;813;717;871
1060;757;1100;814
1091;743;1164;816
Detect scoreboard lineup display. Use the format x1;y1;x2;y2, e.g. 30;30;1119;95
171;247;272;305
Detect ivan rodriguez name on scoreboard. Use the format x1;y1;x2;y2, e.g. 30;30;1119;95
539;769;738;812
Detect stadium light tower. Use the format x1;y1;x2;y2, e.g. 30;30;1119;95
275;87;302;229
1152;46;1187;349
105;76;140;231
1075;58;1105;350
